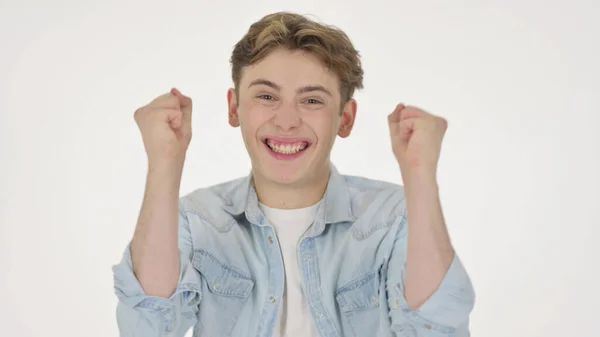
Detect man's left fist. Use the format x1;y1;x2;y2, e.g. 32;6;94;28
388;104;448;175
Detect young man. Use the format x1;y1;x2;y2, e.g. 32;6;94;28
113;12;475;337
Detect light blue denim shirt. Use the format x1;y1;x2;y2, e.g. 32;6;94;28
112;165;475;337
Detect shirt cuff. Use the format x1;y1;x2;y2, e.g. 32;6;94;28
112;243;202;312
388;255;475;334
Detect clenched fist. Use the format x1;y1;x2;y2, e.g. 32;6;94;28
388;104;447;176
134;88;193;166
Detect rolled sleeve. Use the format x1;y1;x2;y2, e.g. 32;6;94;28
112;204;202;336
112;243;202;336
386;220;475;336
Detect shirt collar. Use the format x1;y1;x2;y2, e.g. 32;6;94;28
222;163;356;227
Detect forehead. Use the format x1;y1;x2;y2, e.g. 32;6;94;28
240;48;340;95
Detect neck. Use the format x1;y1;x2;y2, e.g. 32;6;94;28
253;164;330;210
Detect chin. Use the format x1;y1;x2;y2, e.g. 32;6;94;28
260;163;310;186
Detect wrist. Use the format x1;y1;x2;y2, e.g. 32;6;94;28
148;155;185;172
147;159;185;186
401;167;438;190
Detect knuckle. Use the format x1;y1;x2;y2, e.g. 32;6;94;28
133;107;145;120
168;94;181;106
150;93;178;108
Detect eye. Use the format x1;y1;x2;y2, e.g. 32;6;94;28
306;98;323;104
257;94;274;100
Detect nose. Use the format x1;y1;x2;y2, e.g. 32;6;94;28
272;104;301;132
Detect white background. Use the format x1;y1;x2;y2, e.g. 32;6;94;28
1;0;598;336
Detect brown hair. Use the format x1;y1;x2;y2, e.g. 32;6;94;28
230;12;364;106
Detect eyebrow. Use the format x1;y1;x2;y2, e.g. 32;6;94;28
248;78;333;97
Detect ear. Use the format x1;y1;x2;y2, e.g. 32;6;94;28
227;88;240;127
337;98;357;138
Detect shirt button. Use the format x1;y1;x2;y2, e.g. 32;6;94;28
269;296;277;303
423;324;431;330
213;280;220;290
267;236;274;244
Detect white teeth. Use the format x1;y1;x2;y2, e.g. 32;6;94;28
266;140;308;154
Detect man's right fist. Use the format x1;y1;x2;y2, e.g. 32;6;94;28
134;88;193;165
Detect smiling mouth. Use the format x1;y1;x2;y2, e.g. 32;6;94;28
264;138;311;155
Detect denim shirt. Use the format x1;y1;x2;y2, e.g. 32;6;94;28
112;165;475;337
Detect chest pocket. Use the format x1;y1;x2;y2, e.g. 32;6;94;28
191;250;255;337
335;270;383;337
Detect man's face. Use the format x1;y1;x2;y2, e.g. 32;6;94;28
227;47;357;187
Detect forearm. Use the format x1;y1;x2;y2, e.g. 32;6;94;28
131;161;184;298
403;170;454;310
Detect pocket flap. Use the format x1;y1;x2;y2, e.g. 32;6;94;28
192;250;254;298
335;271;380;312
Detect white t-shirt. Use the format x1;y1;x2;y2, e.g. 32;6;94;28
259;202;321;337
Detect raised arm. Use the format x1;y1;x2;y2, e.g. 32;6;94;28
386;104;475;336
112;89;201;336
